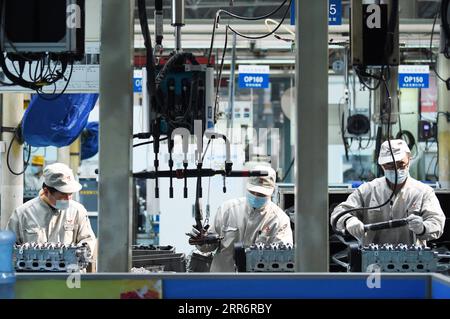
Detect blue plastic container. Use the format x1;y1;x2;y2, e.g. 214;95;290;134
0;231;16;299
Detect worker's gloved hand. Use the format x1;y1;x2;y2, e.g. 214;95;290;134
345;216;365;240
187;225;210;244
407;214;425;235
188;226;201;238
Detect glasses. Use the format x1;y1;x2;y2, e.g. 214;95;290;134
382;161;409;170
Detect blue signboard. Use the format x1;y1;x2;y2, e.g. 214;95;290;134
133;77;142;92
398;65;430;89
238;74;269;89
238;65;270;89
290;0;342;26
329;0;342;25
290;0;295;26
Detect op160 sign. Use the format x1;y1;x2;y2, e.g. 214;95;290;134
238;65;270;89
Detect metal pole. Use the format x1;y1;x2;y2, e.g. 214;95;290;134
57;147;70;166
69;138;81;201
295;0;329;272
227;32;237;139
438;53;450;188
175;27;182;51
1;94;24;229
172;0;185;51
98;0;134;272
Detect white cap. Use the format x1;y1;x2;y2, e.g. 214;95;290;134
378;139;411;165
43;163;82;193
246;165;276;196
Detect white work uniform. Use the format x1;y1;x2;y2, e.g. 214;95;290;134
331;177;446;245
24;174;44;192
7;196;96;254
199;197;293;272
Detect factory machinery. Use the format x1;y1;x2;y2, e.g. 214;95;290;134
14;243;92;272
131;244;186;272
234;218;450;273
234;242;450;274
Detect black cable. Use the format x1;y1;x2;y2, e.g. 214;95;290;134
354;65;384;91
213;25;229;124
133;137;168;148
281;157;295;182
138;0;159;130
6;130;31;176
207;0;290;65
133;132;152;139
395;130;416;152
227;0;292;40
339;98;349;161
36;62;74;100
332;75;398;236
217;0;289;21
207;15;220;66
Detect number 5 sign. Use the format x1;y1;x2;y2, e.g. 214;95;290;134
290;0;342;26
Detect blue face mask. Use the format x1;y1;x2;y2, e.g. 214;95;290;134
246;192;269;209
55;200;69;210
384;167;409;184
30;166;42;175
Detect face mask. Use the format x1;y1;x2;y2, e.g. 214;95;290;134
55;200;69;210
30;166;42;175
247;192;268;209
384;167;409;184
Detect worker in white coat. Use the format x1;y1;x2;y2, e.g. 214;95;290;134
331;139;445;245
7;163;96;256
24;155;45;192
190;165;293;272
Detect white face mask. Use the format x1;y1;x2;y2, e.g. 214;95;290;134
384;167;409;184
55;200;69;210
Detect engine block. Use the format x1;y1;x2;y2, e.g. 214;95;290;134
14;242;91;272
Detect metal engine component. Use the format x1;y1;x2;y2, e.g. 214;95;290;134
14;242;92;272
132;245;186;272
235;242;295;272
350;243;442;273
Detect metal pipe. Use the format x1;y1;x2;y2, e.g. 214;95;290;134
171;0;185;26
175;26;182;51
295;0;329;272
57;146;70;166
0;94;24;229
438;52;450;188
98;0;134;272
227;32;237;140
69;138;81;202
172;0;184;51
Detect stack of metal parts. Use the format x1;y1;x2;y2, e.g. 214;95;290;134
235;243;294;272
132;245;186;272
349;243;449;273
14;243;91;272
187;251;213;272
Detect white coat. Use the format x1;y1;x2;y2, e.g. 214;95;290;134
199;197;293;272
7;196;96;254
330;177;446;245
